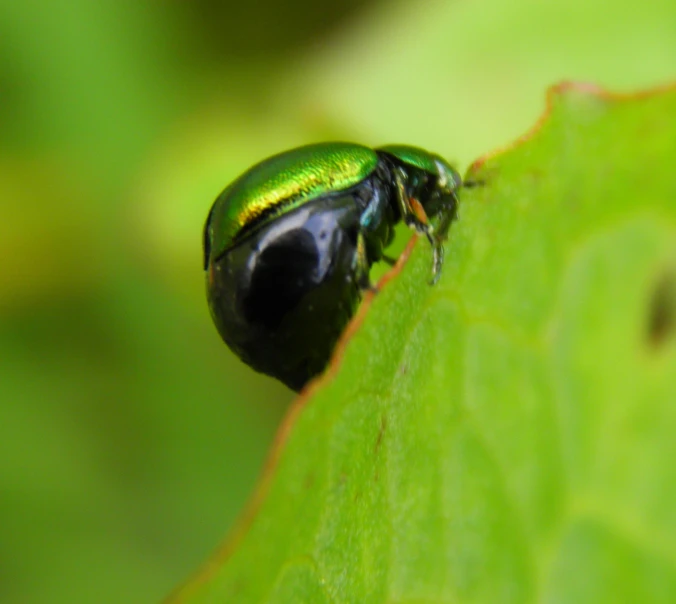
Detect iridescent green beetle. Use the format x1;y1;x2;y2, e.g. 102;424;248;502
203;142;462;391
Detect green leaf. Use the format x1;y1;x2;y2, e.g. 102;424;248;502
170;83;676;603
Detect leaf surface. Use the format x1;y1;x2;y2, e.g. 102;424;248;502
171;83;676;603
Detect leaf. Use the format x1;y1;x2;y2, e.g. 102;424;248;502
169;83;676;603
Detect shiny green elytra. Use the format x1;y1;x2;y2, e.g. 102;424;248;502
204;142;462;391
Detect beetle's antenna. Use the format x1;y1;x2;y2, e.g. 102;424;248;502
462;178;486;189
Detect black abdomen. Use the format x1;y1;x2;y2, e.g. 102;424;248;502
207;196;363;390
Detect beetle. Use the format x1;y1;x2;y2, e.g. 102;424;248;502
203;142;462;391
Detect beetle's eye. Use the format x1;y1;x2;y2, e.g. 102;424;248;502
203;205;215;270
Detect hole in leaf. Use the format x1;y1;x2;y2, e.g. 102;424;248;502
647;270;676;349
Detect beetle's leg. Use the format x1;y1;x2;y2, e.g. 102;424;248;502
392;167;426;230
392;167;444;284
381;254;398;266
434;190;460;241
420;191;462;285
353;232;378;293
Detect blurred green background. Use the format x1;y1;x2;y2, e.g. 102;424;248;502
0;1;674;602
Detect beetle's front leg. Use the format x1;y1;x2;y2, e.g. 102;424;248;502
392;167;444;284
